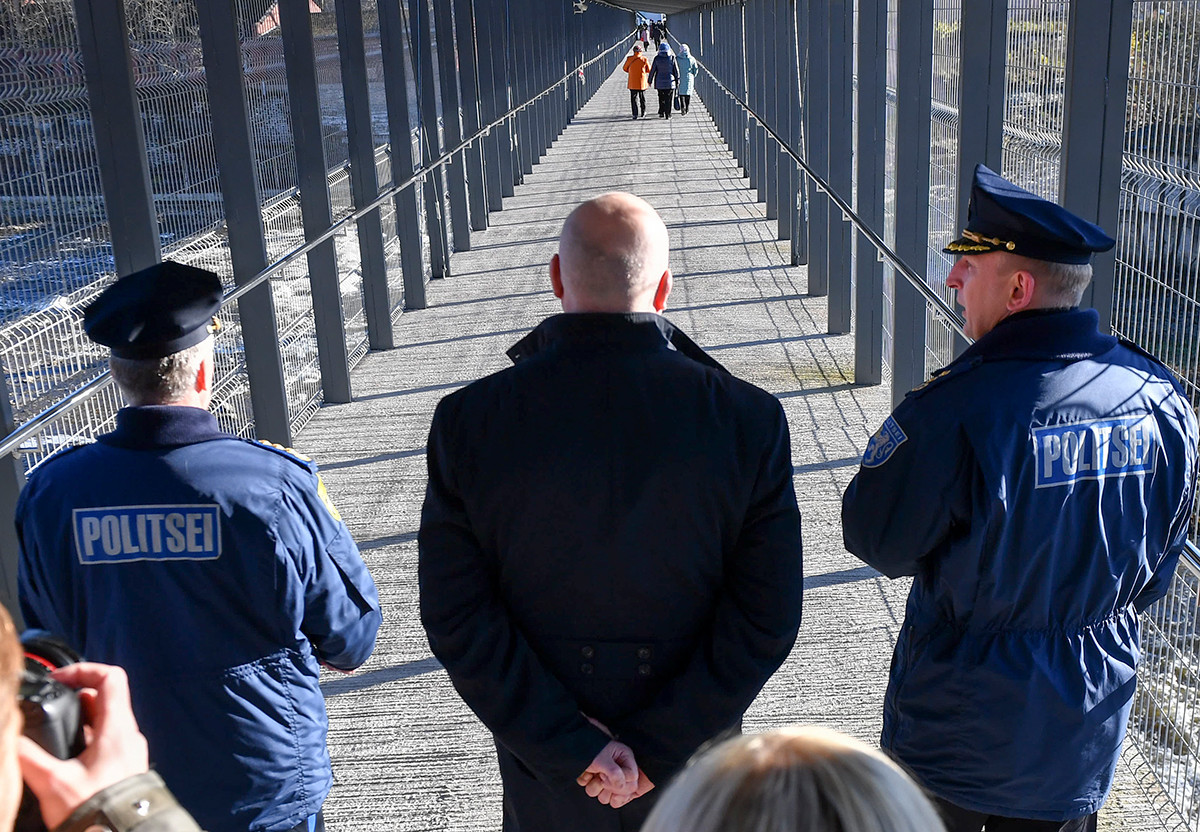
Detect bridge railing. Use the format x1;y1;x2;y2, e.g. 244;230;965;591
667;2;1200;828
0;0;634;613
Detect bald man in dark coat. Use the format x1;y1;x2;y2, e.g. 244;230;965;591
418;192;803;831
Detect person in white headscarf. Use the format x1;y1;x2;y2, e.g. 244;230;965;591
675;44;699;115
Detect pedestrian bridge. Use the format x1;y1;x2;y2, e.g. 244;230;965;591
0;1;1197;829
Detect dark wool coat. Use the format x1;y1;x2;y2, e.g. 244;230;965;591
419;313;803;832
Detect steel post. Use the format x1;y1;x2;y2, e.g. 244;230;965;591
279;0;352;403
892;0;935;406
433;0;471;251
409;0;450;277
826;0;852;333
74;0;162;276
196;0;292;444
1060;0;1134;332
378;0;428;309
854;0;886;384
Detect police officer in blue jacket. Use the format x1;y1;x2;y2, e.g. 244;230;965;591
15;262;382;832
842;165;1199;832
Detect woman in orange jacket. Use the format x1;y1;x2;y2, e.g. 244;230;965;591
623;45;650;120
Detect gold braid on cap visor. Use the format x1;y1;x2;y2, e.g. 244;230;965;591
945;229;1017;253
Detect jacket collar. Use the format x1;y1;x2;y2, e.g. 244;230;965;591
99;405;231;450
960;307;1117;364
507;312;728;374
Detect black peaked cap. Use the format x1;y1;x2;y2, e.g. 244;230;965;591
84;261;223;360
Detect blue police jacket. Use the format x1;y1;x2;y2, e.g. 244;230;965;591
16;406;382;832
842;308;1198;821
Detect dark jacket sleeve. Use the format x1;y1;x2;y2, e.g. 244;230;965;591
841;390;974;578
647;59;658;86
278;470;382;670
53;772;202;832
616;399;803;782
418;396;610;781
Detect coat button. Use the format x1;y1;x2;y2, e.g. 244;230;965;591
581;645;595;659
581;663;594;675
636;647;651;660
637;663;651;676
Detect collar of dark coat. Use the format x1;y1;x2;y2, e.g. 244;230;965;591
507;312;728;374
99;405;231;450
960;307;1117;364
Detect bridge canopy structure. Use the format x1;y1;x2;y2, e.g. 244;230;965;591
0;0;1198;829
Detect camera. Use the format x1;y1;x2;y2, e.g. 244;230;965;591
16;632;84;832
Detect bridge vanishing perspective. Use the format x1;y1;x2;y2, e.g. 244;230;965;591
0;0;1199;829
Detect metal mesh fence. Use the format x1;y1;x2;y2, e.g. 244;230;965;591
0;0;404;472
1000;1;1067;198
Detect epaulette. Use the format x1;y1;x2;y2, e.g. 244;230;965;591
249;439;318;472
905;356;984;399
1117;337;1188;397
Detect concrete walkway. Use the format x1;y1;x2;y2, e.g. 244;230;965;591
303;64;1162;830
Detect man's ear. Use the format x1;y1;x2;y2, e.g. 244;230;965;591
653;269;673;312
550;253;565;300
1007;269;1036;313
195;355;211;395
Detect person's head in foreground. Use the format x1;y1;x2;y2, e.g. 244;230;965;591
551;191;672;314
943;164;1115;340
640;726;946;832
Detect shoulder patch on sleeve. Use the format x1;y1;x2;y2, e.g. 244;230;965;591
250;439;318;471
316;476;342;521
861;416;908;468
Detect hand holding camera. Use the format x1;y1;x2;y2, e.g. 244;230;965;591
18;662;149;830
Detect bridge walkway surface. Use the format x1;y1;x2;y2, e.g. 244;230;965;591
302;64;1161;830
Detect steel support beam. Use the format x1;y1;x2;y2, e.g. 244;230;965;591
789;0;806;266
433;0;471;252
474;0;507;210
73;0;161;276
827;0;852;334
774;0;794;243
378;0;427;310
454;0;489;231
1061;0;1134;332
334;0;393;350
805;0;830;296
279;0;351;404
855;0;887;385
892;0;935;407
410;0;450;277
197;0;292;444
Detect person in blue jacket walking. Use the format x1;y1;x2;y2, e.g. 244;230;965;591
842;165;1199;832
674;44;698;115
647;42;679;119
16;262;382;832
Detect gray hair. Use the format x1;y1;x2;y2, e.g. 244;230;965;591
109;339;209;406
1023;257;1093;307
641;726;946;832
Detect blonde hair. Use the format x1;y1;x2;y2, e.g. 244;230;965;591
0;607;21;731
641;726;946;832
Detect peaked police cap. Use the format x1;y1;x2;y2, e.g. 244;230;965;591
84;261;223;359
944;164;1116;265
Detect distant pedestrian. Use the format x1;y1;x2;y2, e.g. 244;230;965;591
623;45;650;120
648;42;679;119
675;44;698;115
650;20;661;49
